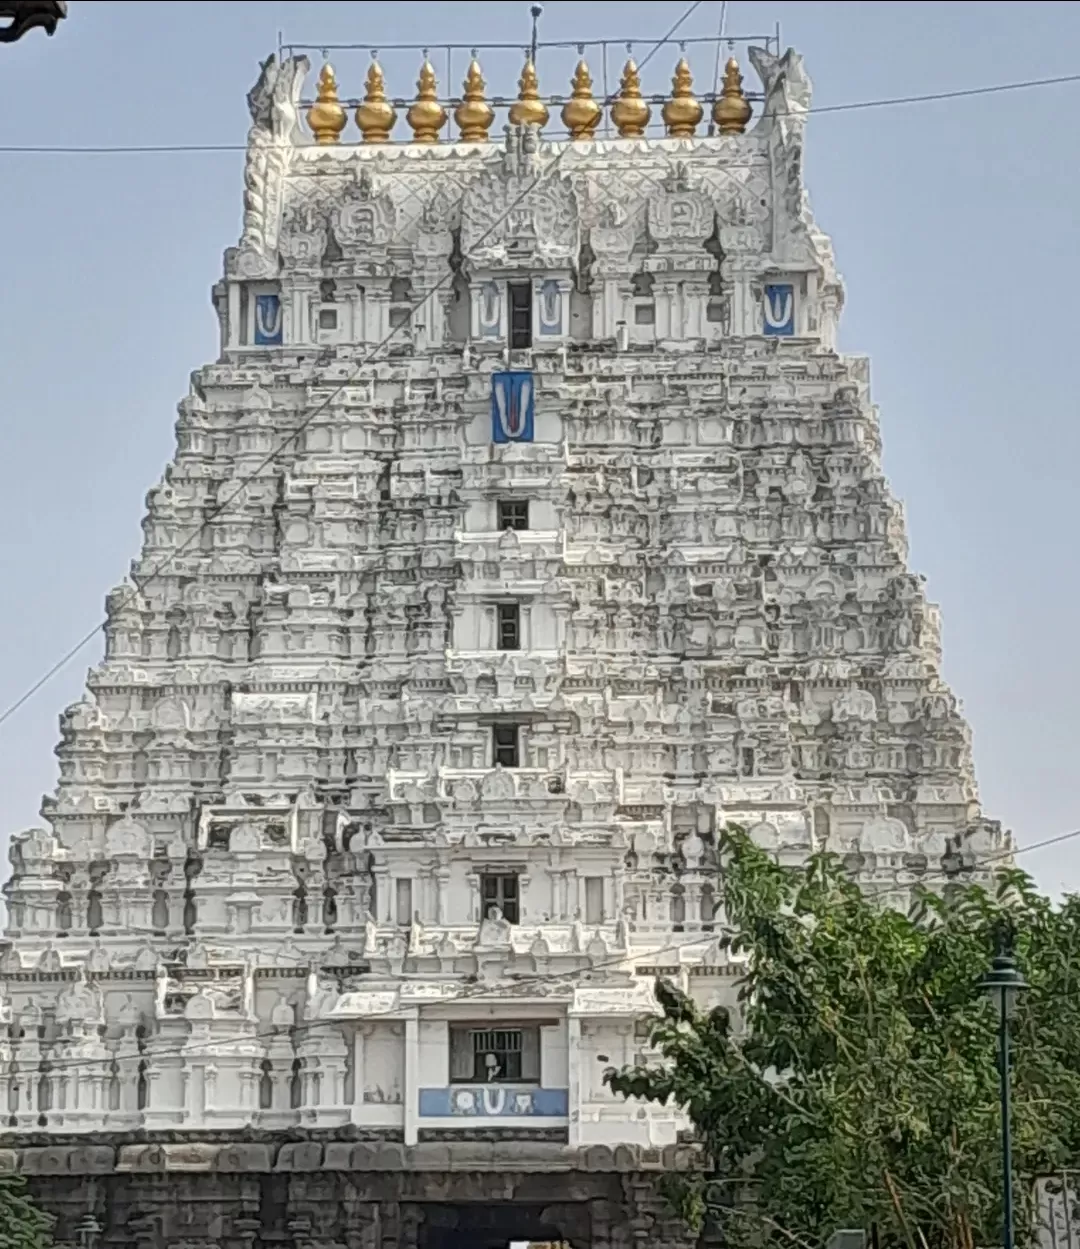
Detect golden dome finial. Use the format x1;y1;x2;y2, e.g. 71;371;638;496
508;56;549;129
713;55;753;135
307;62;347;145
455;52;495;142
561;54;602;140
406;53;448;143
611;52;651;138
662;54;703;138
355;55;397;144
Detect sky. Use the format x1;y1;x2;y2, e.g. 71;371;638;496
0;0;1077;895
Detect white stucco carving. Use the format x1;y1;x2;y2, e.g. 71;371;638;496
0;45;1008;1150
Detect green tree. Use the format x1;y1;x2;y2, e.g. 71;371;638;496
0;1174;53;1249
607;827;1080;1249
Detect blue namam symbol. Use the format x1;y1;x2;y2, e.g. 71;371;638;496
254;293;283;345
763;283;795;336
491;371;535;444
539;279;562;335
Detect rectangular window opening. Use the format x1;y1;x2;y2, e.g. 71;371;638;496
508;282;532;349
395;878;413;927
584;876;605;924
449;1023;540;1083
481;872;520;924
497;603;521;652
740;746;756;776
497;499;530;531
492;723;520;769
318;307;338;330
634;302;655;326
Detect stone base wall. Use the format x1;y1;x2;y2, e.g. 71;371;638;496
3;1137;698;1249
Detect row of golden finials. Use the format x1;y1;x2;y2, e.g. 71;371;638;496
306;52;754;144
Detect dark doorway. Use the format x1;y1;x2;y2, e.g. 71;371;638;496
508;282;532;348
420;1204;575;1249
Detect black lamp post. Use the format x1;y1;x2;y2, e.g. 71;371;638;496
0;1;67;44
979;923;1028;1249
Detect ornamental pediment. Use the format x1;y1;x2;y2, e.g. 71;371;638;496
277;198;328;269
647;182;713;247
461;171;578;269
330;171;397;251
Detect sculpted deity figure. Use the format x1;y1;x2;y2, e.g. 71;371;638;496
680;829;706;872
476;905;512;948
832;686;877;725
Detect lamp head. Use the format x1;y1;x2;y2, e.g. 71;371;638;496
980;920;1028;1019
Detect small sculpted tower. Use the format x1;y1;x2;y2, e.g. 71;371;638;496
0;40;1007;1244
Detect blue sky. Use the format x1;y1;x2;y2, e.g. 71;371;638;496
1;0;1077;893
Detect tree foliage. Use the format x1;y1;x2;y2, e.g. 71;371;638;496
607;827;1080;1249
0;1174;53;1249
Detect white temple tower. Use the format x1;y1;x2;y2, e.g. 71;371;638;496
1;39;1007;1249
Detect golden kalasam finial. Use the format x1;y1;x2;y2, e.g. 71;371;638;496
561;57;602;140
508;57;549;129
406;55;448;143
611;56;651;138
308;63;348;145
662;55;703;138
713;55;753;135
355;57;397;143
455;54;495;142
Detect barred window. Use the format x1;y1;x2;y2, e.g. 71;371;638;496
449;1024;541;1083
497;603;521;651
481;873;519;924
497;499;530;531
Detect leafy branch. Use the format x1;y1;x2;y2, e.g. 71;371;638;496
607;827;1080;1249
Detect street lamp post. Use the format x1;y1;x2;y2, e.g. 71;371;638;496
980;922;1028;1249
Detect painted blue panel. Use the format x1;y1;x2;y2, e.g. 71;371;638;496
479;281;502;338
419;1086;569;1118
538;279;562;336
763;283;795;336
491;371;535;444
254;293;283;346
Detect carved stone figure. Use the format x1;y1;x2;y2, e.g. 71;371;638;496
476;905;513;948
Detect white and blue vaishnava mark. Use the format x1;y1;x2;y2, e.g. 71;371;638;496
763;283;795;336
492;371;535;444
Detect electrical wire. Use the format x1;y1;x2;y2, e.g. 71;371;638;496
0;41;1071;727
857;824;1080;899
6;822;1078;1078
0;0;712;1075
0;0;703;734
1;67;1079;154
0;0;1073;1141
706;0;729;137
0;0;1071;1079
7;929;714;1075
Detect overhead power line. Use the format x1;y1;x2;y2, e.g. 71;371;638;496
9;823;1080;1078
0;0;704;732
0;2;1069;891
0;67;1079;154
0;52;1074;729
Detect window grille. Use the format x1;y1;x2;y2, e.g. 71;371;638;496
493;724;520;768
497;603;521;651
449;1024;541;1083
497;499;530;531
481;872;520;924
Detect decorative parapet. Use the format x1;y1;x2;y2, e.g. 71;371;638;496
1;1137;698;1175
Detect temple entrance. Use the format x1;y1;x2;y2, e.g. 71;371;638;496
420;1204;581;1249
